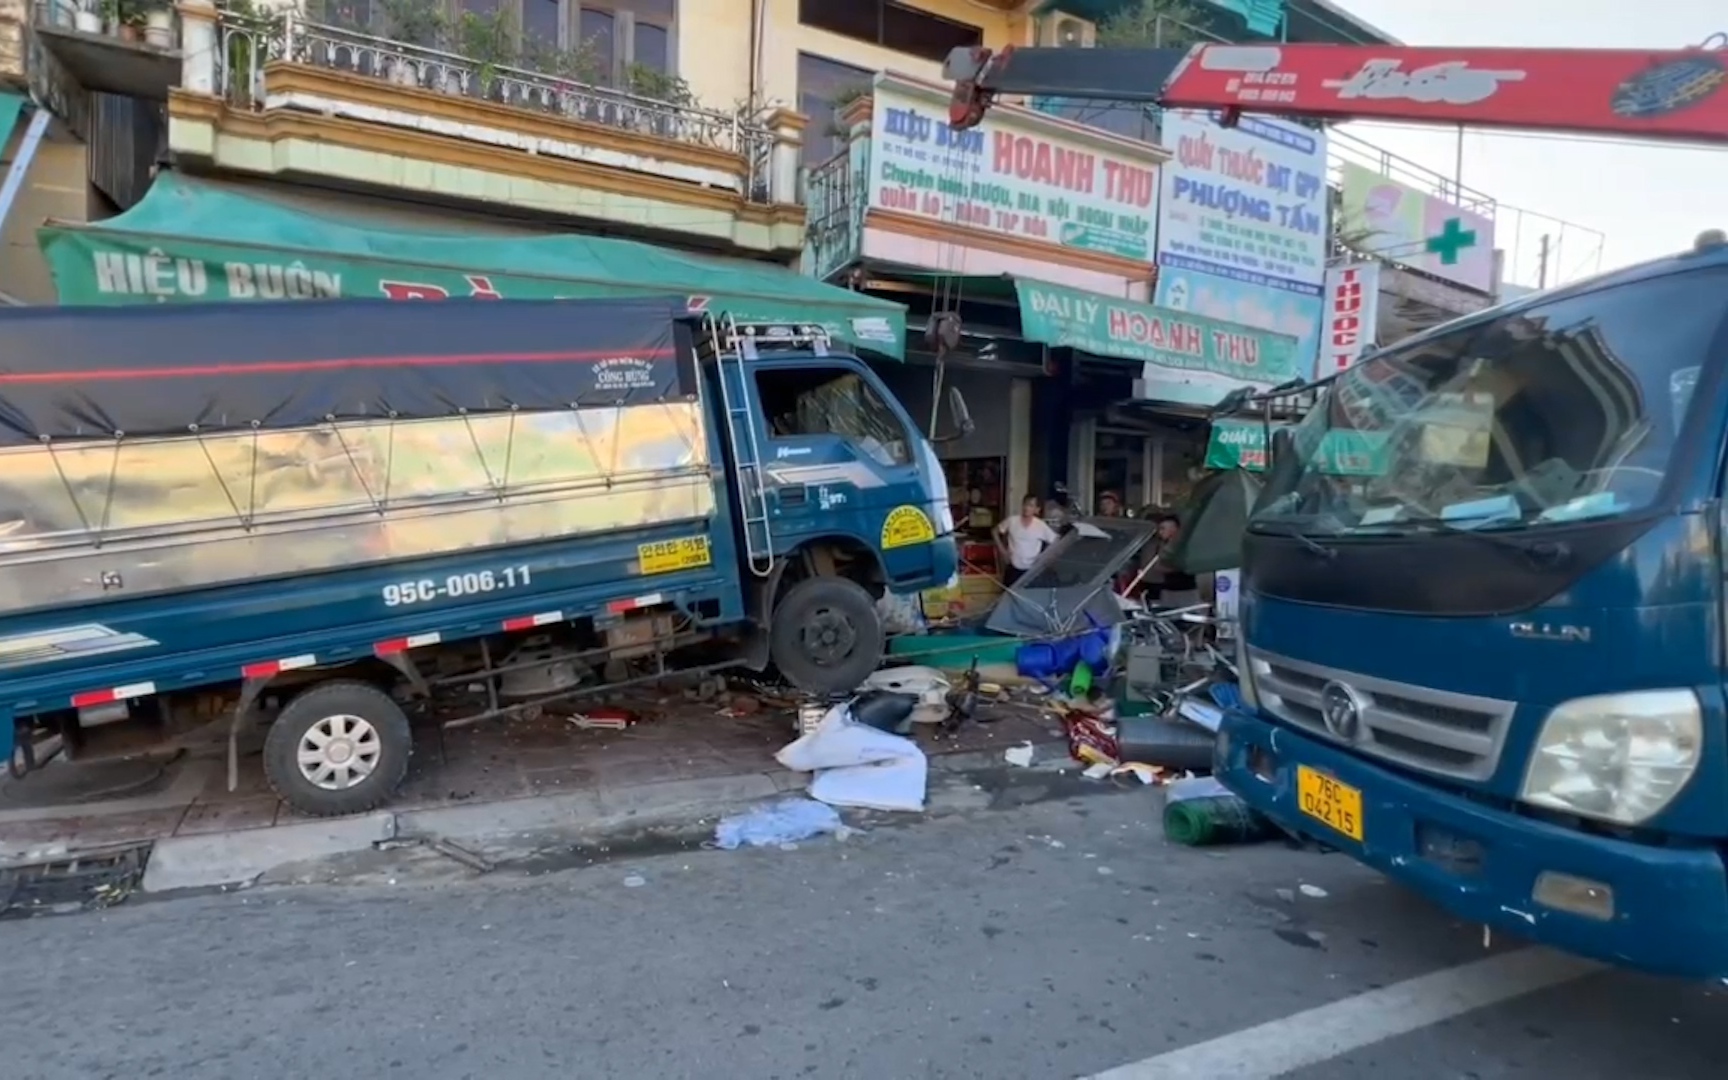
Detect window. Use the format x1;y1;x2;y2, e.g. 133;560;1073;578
419;0;675;82
798;53;872;165
798;0;982;64
755;368;912;467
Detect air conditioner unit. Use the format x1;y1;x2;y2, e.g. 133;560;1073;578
1036;10;1096;48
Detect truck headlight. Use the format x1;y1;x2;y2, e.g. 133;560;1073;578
1519;689;1703;826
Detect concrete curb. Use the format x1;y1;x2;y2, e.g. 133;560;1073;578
141;811;396;893
135;742;1071;893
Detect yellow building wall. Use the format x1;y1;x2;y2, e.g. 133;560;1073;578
678;0;1035;116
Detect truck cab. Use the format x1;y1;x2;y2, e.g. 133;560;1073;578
1215;242;1728;978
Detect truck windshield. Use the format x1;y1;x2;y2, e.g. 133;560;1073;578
1253;266;1727;538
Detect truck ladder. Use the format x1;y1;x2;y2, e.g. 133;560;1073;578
698;314;833;577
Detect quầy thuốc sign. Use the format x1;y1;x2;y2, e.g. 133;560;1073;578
1205;418;1389;475
866;78;1163;261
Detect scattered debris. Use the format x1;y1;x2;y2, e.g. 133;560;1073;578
714;798;844;850
1163;793;1277;847
566;706;639;731
1299;884;1329;899
1004;743;1036;768
622;874;647;888
0;843;148;918
1081;762;1114;781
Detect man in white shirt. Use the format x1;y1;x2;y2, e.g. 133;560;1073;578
996;494;1058;588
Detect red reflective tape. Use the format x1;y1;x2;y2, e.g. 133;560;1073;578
375;632;441;655
607;593;665;615
502;610;564;632
242;654;317;679
71;681;156;708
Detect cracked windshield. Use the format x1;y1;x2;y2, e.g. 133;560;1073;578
1254;266;1723;537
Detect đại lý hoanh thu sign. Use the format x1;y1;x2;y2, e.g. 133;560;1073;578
1015;279;1299;406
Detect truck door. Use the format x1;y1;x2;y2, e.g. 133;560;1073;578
749;362;934;585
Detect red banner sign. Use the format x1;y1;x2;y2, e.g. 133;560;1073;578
1164;45;1728;144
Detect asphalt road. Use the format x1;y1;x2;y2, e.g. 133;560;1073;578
3;776;1724;1079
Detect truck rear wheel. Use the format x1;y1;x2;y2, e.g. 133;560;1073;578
263;680;413;817
770;576;883;695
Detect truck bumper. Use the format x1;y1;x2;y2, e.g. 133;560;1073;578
1216;709;1728;980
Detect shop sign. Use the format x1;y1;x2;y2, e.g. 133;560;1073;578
1016;279;1299;402
45;236;905;358
1205;418;1389;475
1323;261;1381;375
1338;162;1495;293
868;76;1161;261
1156;110;1330;291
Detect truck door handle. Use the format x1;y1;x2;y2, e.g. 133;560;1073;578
778;486;807;507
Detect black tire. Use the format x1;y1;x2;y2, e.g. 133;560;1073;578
263;680;413;817
769;575;884;695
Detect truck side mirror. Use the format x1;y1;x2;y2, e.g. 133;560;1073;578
948;387;974;436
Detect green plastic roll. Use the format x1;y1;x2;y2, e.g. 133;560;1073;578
1163;794;1277;847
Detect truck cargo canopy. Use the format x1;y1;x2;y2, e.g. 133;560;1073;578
37;173;907;359
0;296;697;443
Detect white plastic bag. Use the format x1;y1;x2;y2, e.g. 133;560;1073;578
776;703;928;812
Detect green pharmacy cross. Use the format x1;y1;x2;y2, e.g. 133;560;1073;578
1425;217;1478;265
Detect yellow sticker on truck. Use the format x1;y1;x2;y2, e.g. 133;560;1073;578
638;536;712;575
881;505;936;549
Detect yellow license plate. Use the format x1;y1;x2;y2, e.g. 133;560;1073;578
1296;766;1364;842
637;536;712;575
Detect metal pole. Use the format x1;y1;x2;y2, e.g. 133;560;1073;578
1453;126;1464;200
1537;234;1551;289
0;107;51;237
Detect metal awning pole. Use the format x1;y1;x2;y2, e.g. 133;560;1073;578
0;107;51;240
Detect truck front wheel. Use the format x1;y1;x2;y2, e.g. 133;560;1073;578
769;576;884;695
263;680;413;817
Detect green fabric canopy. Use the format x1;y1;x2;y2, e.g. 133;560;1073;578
39;173;907;358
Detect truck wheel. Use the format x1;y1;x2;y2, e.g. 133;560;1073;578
770;576;883;695
263;681;412;817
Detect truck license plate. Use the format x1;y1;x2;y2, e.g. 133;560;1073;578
1297;766;1364;842
637;536;712;575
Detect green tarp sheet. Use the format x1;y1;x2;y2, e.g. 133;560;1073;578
39;173;907;358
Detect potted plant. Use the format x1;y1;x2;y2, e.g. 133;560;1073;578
456;8;518;101
142;0;175;47
377;0;446;87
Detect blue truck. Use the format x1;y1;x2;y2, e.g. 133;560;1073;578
1214;238;1728;978
0;297;962;816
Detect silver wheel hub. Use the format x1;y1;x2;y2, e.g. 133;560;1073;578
296;713;382;791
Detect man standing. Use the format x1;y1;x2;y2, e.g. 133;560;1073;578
996;494;1058;588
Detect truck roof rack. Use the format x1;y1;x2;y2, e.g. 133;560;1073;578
695;312;833;364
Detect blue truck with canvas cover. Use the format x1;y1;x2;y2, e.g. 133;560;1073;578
0;297;962;816
1213;239;1728;978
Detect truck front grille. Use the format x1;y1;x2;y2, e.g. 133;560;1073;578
1247;648;1516;782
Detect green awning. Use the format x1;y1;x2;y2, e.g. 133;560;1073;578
39;173;907;358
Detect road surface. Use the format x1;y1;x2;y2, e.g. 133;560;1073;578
3;777;1722;1079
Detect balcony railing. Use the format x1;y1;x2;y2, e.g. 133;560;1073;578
214;8;775;197
804;149;859;280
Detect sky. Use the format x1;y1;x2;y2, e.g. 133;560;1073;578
1330;0;1724;286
